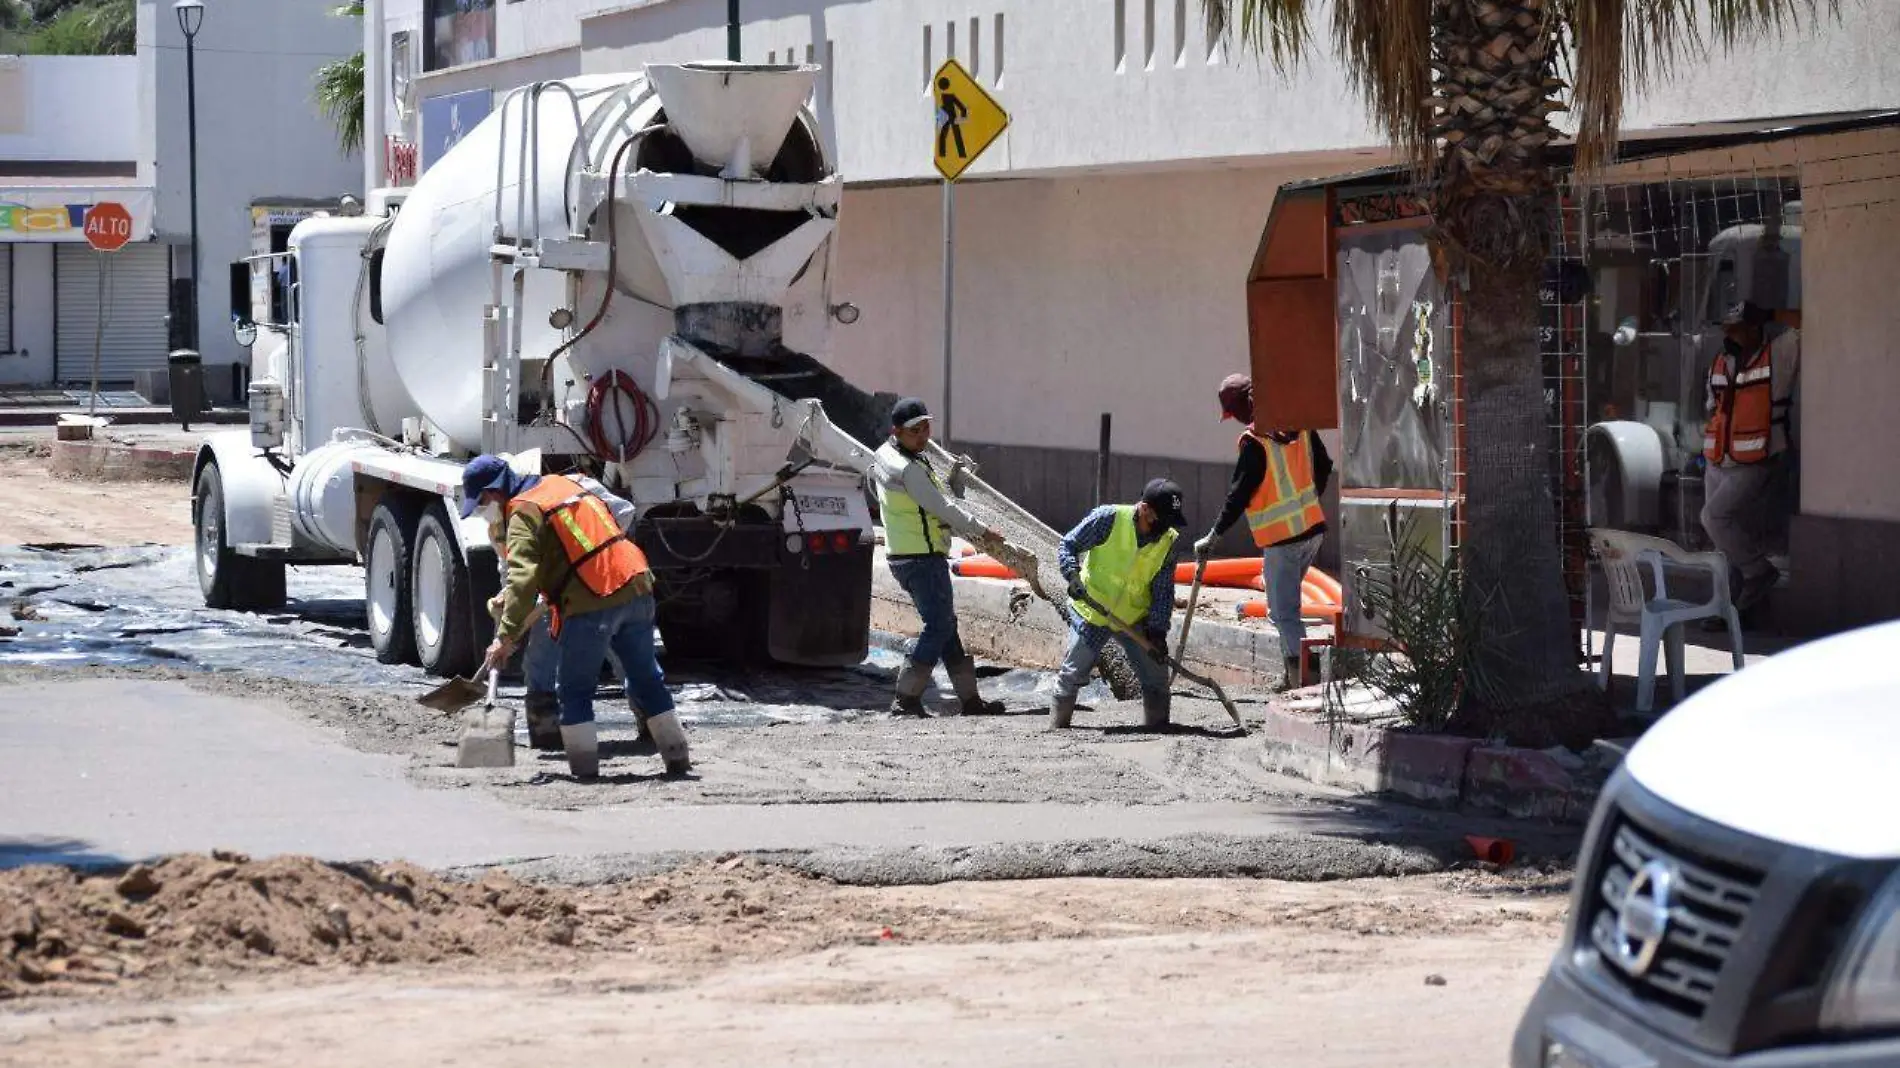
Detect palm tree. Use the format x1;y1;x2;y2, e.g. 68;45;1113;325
1202;0;1832;714
313;1;366;156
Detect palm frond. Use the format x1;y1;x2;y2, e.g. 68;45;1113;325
313;50;366;155
1562;0;1834;168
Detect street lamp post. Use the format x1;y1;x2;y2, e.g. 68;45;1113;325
174;0;204;354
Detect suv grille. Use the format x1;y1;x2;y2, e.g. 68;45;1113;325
1587;819;1764;1017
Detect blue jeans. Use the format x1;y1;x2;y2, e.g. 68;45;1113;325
522;610;559;694
554;593;674;727
1055;621;1168;701
888;554;966;667
1264;533;1325;654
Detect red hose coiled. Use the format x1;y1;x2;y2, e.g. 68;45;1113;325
584;369;658;462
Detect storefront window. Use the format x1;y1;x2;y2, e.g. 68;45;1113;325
425;0;495;71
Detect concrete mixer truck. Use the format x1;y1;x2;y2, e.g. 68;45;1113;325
192;62;893;679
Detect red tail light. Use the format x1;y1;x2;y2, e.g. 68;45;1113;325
831;531;852;553
807;533;828;554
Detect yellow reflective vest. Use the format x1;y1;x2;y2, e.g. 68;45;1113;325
1075;505;1177;631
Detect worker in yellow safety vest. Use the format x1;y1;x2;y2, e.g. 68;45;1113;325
1050;479;1188;729
871;397;1009;717
1194;374;1333;691
1700;300;1799;614
465;453;691;780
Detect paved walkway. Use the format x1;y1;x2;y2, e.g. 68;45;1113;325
0;679;1564;879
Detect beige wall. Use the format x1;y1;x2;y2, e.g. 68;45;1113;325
829;162;1341;465
1796;127;1900;523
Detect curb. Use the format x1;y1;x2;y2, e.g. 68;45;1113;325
869;550;1287;691
0;409;244;429
1255;699;1608;825
49;439;198;482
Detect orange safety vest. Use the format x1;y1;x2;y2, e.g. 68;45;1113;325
1241;430;1325;548
508;474;649;637
1703;342;1785;465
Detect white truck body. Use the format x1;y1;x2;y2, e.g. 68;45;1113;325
193;62;884;677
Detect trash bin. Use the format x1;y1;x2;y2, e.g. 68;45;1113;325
167;349;205;430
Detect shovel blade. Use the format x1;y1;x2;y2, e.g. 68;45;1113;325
417;676;488;714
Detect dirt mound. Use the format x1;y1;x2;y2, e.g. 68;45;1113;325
0;851;881;1001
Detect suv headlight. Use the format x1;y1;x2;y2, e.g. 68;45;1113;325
1823;874;1900;1032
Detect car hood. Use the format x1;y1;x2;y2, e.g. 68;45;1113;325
1624;620;1900;860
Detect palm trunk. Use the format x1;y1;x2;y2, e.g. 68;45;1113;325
1431;0;1587;708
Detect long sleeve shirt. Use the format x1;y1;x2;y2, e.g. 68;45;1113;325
1058;505;1182;646
871;439;989;542
1210;430;1334;544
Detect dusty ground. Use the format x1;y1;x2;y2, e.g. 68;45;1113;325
0;853;1569;1067
0;444;193;548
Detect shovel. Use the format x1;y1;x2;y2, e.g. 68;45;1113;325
1171;550;1210;690
1069;586;1245;730
418;663;493;714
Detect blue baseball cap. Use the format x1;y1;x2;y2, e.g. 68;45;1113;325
459;454;514;519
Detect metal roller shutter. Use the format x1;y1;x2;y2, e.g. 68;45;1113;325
55;243;171;386
0;245;12;351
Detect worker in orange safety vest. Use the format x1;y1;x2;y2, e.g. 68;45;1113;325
464;454;691;780
1701;300;1800;614
1193;374;1333;691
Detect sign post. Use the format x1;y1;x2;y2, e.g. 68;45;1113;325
931;58;1007;445
81;202;134;427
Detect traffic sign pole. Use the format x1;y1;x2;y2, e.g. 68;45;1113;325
928;57;1006;448
941;178;954;444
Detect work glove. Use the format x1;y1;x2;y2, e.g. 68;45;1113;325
1065;575;1088;602
1192;533;1217;559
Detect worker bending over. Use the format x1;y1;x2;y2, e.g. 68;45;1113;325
480;454;641;753
872;397;1008;717
1701;300;1799;614
1195;374;1332;691
464;454;691;780
1052;479;1188;730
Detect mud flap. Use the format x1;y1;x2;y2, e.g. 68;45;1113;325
767;544;872;667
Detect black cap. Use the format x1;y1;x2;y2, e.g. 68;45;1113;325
1141;478;1189;530
890;397;932;430
1720;301;1772;327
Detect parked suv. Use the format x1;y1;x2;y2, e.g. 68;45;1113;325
1512;620;1900;1067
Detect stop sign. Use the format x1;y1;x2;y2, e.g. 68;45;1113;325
83;201;134;253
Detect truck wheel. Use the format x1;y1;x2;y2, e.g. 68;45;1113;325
410;504;478;678
194;461;287;611
365;500;419;666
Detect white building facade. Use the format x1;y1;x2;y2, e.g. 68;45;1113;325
364;0;1900;582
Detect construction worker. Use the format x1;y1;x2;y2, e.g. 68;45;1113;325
480;455;641;753
871;397;1008;717
1051;478;1188;729
465;454;691;780
1195;373;1332;690
1701;300;1800;613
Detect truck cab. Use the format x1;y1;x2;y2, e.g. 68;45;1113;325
1512;620;1900;1067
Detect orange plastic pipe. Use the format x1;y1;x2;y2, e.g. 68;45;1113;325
950;556;1020;580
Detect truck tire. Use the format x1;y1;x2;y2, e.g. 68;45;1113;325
655;569;756;664
410;504;478;678
365;500;419;666
193;461;287;612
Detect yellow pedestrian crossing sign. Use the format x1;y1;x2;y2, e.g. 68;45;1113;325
932;58;1007;181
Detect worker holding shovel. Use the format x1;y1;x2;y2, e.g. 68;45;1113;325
1050;479;1188;729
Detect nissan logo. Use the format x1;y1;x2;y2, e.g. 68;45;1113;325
1613;858;1678;977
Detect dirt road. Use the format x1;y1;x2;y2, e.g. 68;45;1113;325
0;857;1568;1067
0;448;192;547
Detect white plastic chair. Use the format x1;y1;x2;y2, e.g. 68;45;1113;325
1588;528;1746;713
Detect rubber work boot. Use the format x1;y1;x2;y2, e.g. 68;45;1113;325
1142;690;1171;729
1276;656;1303;693
945;653;1006;716
1048;693;1076;730
523;691;563;752
645;710;692;776
890;660;932;718
560;721;600;780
